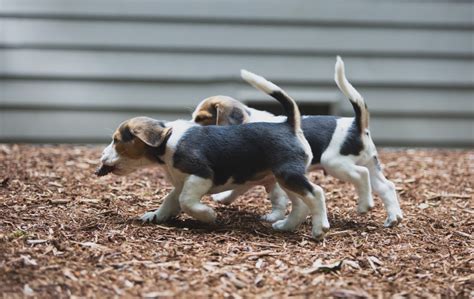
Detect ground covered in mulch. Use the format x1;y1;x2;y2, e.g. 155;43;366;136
0;145;472;298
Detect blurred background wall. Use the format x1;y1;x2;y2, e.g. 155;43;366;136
0;0;473;146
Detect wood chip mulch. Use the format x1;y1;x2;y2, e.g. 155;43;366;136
0;145;472;298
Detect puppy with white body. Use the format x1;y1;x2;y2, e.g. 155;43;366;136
97;70;330;239
193;57;403;228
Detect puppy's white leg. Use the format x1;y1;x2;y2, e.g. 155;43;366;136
211;190;235;205
324;161;373;214
301;184;330;239
211;187;247;205
282;184;329;239
272;193;308;231
276;172;329;239
262;183;289;222
179;175;216;223
140;188;181;223
367;157;403;227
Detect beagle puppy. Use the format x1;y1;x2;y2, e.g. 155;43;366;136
97;70;330;239
193;57;403;228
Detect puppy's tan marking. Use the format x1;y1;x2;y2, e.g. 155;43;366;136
111;117;171;160
193;96;250;126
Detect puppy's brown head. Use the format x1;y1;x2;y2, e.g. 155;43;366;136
192;96;251;126
97;116;172;176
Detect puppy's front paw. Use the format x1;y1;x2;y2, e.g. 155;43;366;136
272;218;298;232
140;211;169;224
384;210;403;227
261;210;286;223
200;207;217;223
311;216;330;240
182;204;217;224
312;225;330;240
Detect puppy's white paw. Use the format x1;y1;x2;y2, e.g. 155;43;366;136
357;196;374;214
272;218;298;232
312;224;330;240
261;210;286;223
311;215;330;240
384;210;403;227
140;211;155;222
182;204;217;223
211;191;235;205
322;216;330;230
200;207;217;223
140;210;170;224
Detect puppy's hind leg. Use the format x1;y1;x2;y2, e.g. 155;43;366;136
323;159;373;214
272;192;308;231
141;187;182;223
179;175;216;223
276;171;329;239
211;187;247;205
367;156;403;227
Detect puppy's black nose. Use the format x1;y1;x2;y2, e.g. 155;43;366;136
95;164;115;176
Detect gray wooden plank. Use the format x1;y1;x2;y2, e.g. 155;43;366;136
0;80;237;112
1;110;472;145
0;0;471;27
2;80;473;116
2;50;473;86
337;88;474;116
0;110;189;141
1;80;472;114
3;19;472;57
369;116;474;146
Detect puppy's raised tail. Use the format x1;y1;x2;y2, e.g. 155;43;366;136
335;56;369;133
240;69;301;133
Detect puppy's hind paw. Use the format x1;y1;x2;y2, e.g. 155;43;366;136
211;191;235;205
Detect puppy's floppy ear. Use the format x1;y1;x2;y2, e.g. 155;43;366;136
193;110;214;124
216;104;246;126
128;118;172;147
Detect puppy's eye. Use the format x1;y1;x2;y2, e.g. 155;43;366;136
113;137;119;143
194;116;204;122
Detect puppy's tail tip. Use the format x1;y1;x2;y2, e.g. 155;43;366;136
240;69;279;94
240;69;301;133
335;56;344;79
334;56;369;133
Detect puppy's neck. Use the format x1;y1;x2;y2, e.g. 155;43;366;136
146;120;194;164
150;131;172;164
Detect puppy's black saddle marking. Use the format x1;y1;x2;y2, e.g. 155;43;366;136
172;122;308;187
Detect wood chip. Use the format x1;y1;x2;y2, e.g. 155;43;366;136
26;239;49;245
23;284;34;297
63;268;78;281
77;198;101;204
142;291;175;298
301;259;344;274
49;199;71;204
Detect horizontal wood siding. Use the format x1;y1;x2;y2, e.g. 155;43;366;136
1;0;473;146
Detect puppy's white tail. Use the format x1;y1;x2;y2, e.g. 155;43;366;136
335;56;369;133
241;69;301;133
